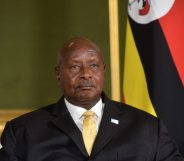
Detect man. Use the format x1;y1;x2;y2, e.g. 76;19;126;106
0;37;183;161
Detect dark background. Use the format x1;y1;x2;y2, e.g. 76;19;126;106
0;0;127;109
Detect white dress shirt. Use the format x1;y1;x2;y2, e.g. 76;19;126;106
64;98;104;132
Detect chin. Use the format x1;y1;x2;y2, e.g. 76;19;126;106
78;91;94;98
77;91;100;102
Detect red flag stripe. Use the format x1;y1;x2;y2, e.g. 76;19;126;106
159;1;184;86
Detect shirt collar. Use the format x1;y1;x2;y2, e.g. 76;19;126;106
64;98;103;120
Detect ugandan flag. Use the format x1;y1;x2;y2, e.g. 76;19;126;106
123;0;184;155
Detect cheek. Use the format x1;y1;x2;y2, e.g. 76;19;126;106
94;74;105;88
60;74;78;89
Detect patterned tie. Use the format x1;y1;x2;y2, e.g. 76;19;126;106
82;111;97;155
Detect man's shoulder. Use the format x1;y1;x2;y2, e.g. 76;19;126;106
109;99;158;122
103;93;157;122
9;103;57;127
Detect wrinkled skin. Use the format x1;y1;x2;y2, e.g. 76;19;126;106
55;37;106;109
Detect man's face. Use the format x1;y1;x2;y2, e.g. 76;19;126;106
56;42;105;108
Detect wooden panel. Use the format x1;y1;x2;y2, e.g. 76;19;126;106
0;0;111;109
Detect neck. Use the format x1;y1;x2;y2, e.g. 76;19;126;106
66;98;101;110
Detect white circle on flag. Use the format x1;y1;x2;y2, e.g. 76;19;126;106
128;0;176;24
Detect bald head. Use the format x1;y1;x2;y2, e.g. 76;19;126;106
57;37;104;66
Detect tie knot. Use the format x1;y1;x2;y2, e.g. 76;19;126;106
83;111;95;117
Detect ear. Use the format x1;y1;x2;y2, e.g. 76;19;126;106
103;63;106;72
55;66;60;80
103;63;106;79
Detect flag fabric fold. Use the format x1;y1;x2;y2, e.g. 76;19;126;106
123;0;184;156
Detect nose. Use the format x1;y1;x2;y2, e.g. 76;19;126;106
80;66;92;79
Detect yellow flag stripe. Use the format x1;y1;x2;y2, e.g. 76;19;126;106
123;19;157;117
108;0;120;101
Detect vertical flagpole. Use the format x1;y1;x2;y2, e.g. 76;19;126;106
108;0;120;101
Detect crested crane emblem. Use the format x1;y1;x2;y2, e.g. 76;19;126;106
128;0;176;24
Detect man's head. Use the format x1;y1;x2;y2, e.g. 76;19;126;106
55;37;106;109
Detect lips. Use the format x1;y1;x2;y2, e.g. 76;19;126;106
76;82;95;89
78;86;94;90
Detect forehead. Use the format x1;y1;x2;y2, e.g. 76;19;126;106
60;40;102;61
66;48;100;60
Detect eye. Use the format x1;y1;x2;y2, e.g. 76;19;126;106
70;65;80;72
90;64;98;69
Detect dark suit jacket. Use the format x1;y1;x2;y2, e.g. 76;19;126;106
0;94;183;161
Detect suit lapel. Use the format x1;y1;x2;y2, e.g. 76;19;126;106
50;94;125;158
91;96;123;157
51;98;88;157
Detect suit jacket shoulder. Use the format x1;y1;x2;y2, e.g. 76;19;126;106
1;94;183;161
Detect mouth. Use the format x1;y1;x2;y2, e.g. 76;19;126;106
76;81;95;90
77;85;95;90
